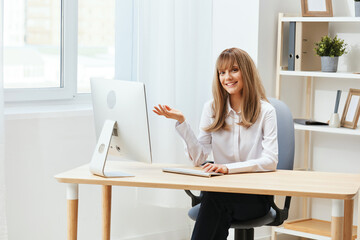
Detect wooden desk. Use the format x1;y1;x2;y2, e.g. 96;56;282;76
55;161;360;240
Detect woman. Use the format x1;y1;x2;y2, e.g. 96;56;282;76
153;48;278;240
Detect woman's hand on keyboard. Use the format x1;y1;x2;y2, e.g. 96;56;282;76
153;104;185;123
202;163;228;174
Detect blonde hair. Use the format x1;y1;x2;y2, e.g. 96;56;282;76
204;48;267;132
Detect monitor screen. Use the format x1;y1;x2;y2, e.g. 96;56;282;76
90;79;152;177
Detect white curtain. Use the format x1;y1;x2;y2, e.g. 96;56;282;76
137;0;213;207
0;0;8;238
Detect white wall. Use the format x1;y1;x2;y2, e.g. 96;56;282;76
0;0;8;238
212;0;260;65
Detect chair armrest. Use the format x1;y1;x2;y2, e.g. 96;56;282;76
184;161;214;207
184;190;202;207
266;196;292;226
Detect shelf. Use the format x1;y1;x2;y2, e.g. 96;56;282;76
280;218;357;240
294;123;360;136
274;226;330;240
282;17;360;22
280;70;360;79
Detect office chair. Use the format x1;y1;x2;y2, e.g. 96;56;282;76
185;98;295;240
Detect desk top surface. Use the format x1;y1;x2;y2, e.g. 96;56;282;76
55;161;360;200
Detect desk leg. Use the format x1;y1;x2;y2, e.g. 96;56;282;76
331;200;344;240
357;193;360;240
343;199;354;240
102;185;112;240
67;184;79;240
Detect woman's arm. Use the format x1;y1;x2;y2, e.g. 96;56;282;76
153;102;213;166
224;107;278;173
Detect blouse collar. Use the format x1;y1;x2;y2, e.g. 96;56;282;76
226;97;241;116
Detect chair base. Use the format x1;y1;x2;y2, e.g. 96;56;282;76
234;228;254;240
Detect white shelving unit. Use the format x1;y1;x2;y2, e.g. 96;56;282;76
273;13;360;240
274;227;331;240
295;123;360;136
282;17;360;22
280;70;360;79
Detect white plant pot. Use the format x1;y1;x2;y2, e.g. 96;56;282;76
321;56;339;72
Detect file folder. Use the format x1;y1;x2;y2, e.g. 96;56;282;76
288;22;296;71
294;22;329;71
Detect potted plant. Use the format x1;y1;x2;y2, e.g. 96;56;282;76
356;0;360;17
314;35;348;72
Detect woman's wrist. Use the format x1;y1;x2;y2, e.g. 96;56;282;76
177;116;185;124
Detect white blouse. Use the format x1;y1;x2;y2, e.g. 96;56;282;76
175;99;278;174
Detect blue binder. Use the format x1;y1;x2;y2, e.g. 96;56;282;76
288;22;296;71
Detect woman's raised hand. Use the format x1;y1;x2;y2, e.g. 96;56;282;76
153;104;185;123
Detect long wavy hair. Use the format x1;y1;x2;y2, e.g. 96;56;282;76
204;48;267;132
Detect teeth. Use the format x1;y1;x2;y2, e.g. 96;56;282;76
226;82;237;86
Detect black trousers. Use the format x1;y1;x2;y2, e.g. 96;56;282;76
191;192;271;240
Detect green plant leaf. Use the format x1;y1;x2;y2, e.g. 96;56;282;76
314;35;348;57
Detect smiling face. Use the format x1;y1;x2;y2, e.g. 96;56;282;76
218;65;243;96
208;48;267;131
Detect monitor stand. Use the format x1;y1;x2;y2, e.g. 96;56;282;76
89;120;134;178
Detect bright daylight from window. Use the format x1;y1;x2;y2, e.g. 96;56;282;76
3;0;116;94
4;0;61;89
77;0;115;93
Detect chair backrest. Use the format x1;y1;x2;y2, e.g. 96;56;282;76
268;98;295;170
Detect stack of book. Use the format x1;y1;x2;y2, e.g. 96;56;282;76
288;22;329;71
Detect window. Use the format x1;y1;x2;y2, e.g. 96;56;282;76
4;0;61;89
3;0;138;102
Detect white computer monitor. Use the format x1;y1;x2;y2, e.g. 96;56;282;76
89;79;152;177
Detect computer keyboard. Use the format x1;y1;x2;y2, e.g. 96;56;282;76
162;167;224;177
